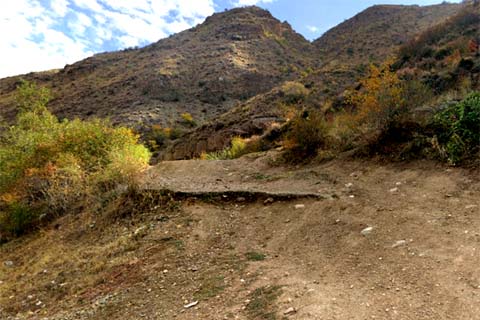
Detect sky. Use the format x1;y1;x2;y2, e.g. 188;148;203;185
1;0;462;78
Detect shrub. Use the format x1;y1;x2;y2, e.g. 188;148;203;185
0;202;37;237
0;81;150;240
180;112;196;126
433;92;480;164
204;137;247;160
283;110;330;160
145;125;185;152
15;79;51;113
281;81;309;105
344;62;432;148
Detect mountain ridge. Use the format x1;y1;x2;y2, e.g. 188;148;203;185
0;2;467;161
0;6;315;128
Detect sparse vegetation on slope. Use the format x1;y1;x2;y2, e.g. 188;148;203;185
314;3;461;66
0;6;316;133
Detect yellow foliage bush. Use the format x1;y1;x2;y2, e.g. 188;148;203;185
180;112;196;126
204;137;248;160
0;81;151;239
343;61;432;146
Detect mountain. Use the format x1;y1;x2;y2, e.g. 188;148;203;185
314;3;461;67
155;3;469;160
0;3;470;161
0;6;314;128
396;5;480;94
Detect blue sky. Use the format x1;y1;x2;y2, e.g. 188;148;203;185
0;0;461;78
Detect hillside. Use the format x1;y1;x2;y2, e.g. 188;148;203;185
314;3;461;67
0;4;464;134
158;3;478;161
396;5;480;93
0;6;314;129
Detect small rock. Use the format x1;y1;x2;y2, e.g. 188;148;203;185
184;301;198;309
236;197;246;202
350;172;360;178
349;195;355;198
264;197;274;205
133;226;148;238
3;261;13;267
465;205;478;209
294;204;305;209
284;307;296;315
361;226;374;236
389;188;398;193
392;240;407;248
345;183;353;188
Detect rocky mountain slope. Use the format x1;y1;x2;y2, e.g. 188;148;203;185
0;3;469;161
314;3;461;67
0;6;314;128
158;3;474;160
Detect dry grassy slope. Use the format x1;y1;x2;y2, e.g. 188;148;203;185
0;6;315;128
395;5;480;93
313;3;462;67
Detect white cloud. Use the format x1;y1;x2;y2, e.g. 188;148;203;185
0;0;215;78
306;25;320;33
69;12;93;36
50;0;70;17
232;0;275;6
97;0;215;44
71;0;103;12
0;0;92;77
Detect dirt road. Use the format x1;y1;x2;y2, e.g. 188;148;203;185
1;153;479;319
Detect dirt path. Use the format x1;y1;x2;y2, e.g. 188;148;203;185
142;152;337;198
1;154;479;319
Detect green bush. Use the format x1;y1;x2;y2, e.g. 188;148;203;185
0;202;37;237
284;110;330;160
0;81;151;239
281;81;309;105
433;92;480;164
